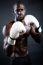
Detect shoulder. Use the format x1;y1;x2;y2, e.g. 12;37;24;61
6;20;15;26
2;20;15;37
6;20;15;30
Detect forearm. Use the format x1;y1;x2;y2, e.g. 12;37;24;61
3;37;15;57
30;26;41;43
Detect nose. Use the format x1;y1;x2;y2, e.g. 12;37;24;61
18;9;22;14
18;11;21;14
18;11;22;15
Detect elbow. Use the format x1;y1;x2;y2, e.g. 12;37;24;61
31;33;42;44
34;34;42;44
35;38;41;44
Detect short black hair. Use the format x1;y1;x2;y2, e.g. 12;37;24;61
16;0;25;8
17;0;24;5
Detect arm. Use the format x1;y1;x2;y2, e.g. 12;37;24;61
2;21;14;37
3;36;16;57
2;21;26;57
2;21;15;57
30;24;42;43
24;15;42;43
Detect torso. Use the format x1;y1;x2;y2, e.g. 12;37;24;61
15;33;28;56
4;15;39;57
5;20;30;57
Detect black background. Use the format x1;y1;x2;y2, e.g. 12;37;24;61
0;0;43;65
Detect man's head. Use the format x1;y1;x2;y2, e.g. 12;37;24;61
13;1;26;21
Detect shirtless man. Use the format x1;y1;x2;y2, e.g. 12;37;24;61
2;1;42;65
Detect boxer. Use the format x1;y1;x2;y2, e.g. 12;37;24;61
2;1;42;65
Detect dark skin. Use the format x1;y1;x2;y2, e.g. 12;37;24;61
30;23;41;43
4;21;30;57
3;4;41;57
3;21;41;57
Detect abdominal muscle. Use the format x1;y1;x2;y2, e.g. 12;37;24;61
11;37;28;57
12;45;28;57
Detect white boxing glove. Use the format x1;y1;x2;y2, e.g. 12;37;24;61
24;15;42;32
8;21;26;45
10;21;26;39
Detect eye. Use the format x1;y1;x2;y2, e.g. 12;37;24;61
21;9;23;11
16;9;23;12
16;9;19;12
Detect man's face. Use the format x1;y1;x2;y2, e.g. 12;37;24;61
15;4;26;20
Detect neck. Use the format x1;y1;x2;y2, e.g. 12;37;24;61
17;16;25;21
17;18;24;21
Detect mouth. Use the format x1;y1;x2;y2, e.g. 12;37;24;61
17;15;24;20
18;15;23;18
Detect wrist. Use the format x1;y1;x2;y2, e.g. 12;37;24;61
8;36;16;45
